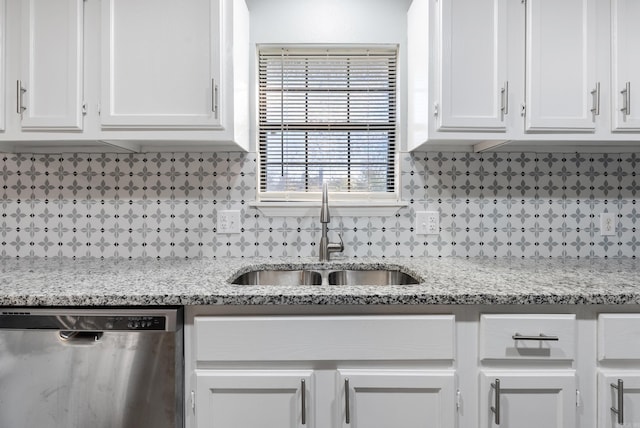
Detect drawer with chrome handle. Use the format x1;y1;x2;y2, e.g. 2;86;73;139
480;314;576;360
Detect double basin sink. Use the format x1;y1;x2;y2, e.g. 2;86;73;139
232;268;420;286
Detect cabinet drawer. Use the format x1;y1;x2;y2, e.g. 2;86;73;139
598;314;640;360
195;315;455;362
480;314;576;360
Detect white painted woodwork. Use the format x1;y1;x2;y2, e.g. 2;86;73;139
195;315;455;361
598;372;640;428
195;370;313;428
598;314;640;360
101;0;221;129
611;0;640;131
480;314;576;360
437;0;507;131
480;371;577;428
0;0;5;132
337;370;456;428
525;0;597;132
19;0;83;131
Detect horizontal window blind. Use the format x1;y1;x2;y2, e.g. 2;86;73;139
258;47;397;198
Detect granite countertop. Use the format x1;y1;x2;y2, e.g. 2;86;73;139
1;256;639;306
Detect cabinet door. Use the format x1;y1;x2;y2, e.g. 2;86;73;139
19;0;83;131
611;0;640;131
337;370;456;428
437;0;507;131
525;0;597;132
195;370;313;428
598;373;640;428
0;0;5;132
480;371;576;428
101;0;221;129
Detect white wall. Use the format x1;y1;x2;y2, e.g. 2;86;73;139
245;0;412;150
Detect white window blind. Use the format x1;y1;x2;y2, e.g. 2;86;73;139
258;46;398;200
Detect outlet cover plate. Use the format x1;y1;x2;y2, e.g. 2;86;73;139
217;210;241;234
599;212;616;236
416;211;439;235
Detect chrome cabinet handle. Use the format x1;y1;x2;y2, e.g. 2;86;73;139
212;78;219;119
301;379;306;425
16;80;26;114
621;82;631;116
491;379;501;425
512;333;559;341
500;81;509;116
611;379;624;425
591;82;600;116
345;378;350;424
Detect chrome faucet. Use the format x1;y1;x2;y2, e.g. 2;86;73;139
319;182;344;261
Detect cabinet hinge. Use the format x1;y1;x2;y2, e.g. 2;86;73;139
456;389;461;411
82;103;87;116
191;390;196;412
434;103;439;117
576;389;581;407
97;102;101;116
520;104;526;117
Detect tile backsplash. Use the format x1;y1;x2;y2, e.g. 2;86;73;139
0;151;637;259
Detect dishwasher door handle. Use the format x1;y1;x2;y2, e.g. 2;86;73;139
58;331;104;343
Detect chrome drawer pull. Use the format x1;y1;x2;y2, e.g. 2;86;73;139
491;379;500;425
301;379;306;425
591;82;600;116
621;82;631;116
16;80;27;114
500;81;509;116
512;333;559;341
611;379;624;425
345;378;350;424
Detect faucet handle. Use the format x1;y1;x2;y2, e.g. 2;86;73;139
336;233;344;252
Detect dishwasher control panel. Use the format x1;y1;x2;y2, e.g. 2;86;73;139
0;311;172;331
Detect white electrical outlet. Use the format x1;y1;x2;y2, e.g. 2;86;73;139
599;212;616;236
416;211;439;235
217;210;241;234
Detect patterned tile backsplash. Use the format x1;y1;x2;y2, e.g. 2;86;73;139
0;151;637;259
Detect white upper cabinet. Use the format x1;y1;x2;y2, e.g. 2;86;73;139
0;0;249;152
101;0;220;129
525;0;597;132
408;0;640;151
611;0;640;131
19;0;84;131
436;0;507;132
0;0;5;132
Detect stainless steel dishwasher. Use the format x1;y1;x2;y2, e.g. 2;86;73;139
0;307;183;428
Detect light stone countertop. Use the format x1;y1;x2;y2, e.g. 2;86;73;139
1;256;639;306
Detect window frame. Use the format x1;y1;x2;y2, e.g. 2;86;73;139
255;44;401;207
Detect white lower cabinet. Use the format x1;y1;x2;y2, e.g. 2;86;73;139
186;307;640;428
598;372;640;428
480;371;576;428
598;314;640;428
188;314;457;428
337;370;456;428
194;369;456;428
195;370;313;428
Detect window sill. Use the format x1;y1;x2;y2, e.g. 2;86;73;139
249;201;408;217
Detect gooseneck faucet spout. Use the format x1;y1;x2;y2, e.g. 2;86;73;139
319;183;344;262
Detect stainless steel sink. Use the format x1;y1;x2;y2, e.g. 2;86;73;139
327;269;419;286
232;267;420;286
232;270;323;286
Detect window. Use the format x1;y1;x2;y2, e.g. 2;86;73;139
258;46;398;202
